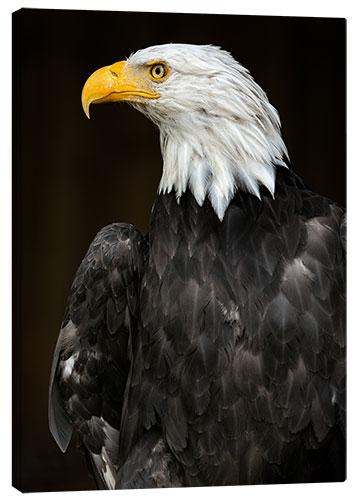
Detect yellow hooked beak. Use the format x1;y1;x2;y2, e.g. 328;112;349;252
81;61;160;119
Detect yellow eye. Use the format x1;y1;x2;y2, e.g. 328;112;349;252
149;63;168;80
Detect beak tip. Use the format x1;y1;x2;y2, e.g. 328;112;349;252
82;98;91;119
81;86;91;119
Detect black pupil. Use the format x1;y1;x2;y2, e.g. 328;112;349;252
155;65;163;76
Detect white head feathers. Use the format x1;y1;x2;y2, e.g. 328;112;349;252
127;43;289;220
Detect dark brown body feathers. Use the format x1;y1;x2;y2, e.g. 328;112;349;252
49;166;346;488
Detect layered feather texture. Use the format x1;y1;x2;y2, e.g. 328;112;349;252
117;168;345;486
49;224;146;488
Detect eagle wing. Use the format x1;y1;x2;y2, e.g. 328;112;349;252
49;223;146;489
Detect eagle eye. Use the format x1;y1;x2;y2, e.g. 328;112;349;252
149;63;168;80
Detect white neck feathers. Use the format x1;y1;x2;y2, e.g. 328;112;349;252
157;112;287;220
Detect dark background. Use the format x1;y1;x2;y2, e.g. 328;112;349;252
12;8;346;493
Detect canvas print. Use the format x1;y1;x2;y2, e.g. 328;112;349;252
12;8;346;492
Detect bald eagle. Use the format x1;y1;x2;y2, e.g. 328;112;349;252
49;44;346;489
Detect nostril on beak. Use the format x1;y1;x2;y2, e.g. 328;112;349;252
110;71;118;77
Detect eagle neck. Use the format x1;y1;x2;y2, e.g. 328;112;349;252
157;125;285;221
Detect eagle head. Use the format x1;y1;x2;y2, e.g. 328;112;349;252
82;44;288;220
